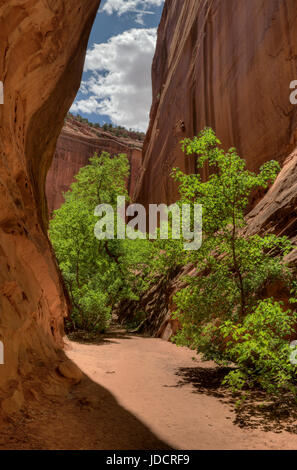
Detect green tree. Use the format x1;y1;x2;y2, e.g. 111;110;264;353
49;152;153;332
171;129;294;394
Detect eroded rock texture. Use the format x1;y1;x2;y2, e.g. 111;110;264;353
0;0;100;412
135;0;297;207
46;118;143;213
246;148;297;267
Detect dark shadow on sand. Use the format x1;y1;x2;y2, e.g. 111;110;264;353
0;349;172;450
67;328;152;346
175;365;297;434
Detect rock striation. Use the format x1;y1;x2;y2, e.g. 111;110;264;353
246;148;297;267
135;0;297;207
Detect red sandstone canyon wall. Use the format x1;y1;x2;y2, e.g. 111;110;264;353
0;0;101;412
2;0;297;411
245;148;297;268
46;118;143;213
135;0;297;207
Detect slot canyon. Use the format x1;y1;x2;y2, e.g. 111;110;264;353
1;0;297;451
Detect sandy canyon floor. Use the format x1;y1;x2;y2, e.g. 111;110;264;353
1;329;297;450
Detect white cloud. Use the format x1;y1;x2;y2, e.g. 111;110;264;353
102;0;164;25
102;0;164;16
134;10;154;26
71;28;157;132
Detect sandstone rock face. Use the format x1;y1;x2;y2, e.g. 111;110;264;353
46;118;143;213
0;0;100;412
135;0;297;207
117;265;194;340
246;148;297;267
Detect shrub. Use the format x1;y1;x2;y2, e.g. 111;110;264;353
218;299;297;395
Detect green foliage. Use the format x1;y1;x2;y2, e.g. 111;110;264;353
189;299;297;395
49;126;297;398
49;152;153;332
219;299;297;395
171;128;295;396
125;311;146;331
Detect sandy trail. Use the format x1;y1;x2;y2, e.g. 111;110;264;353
2;329;297;449
65;330;297;450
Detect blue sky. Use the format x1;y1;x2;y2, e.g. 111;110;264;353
71;0;165;132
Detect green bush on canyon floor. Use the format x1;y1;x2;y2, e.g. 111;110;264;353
49;151;154;332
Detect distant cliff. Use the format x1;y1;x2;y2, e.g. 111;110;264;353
46;117;143;213
135;0;297;207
